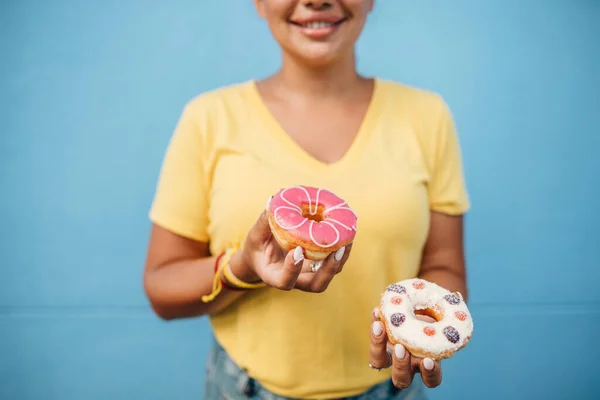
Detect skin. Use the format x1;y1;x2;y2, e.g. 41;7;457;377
144;0;467;392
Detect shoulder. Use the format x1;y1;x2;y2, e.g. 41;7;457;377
376;78;464;169
376;78;457;147
182;81;254;118
169;80;255;149
377;78;450;118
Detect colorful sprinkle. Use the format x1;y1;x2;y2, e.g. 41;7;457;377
412;280;425;290
444;293;461;305
387;284;407;294
423;326;436;336
455;311;467;321
390;313;406;327
391;296;403;305
443;326;460;343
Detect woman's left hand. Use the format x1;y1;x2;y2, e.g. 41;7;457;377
368;307;443;389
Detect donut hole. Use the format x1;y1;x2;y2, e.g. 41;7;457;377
301;204;325;222
414;306;443;323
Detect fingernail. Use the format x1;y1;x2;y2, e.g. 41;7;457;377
372;307;379;319
265;196;272;211
334;246;345;261
293;246;304;265
372;321;383;337
394;344;406;360
423;358;434;370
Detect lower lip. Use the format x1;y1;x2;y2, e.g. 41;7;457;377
293;22;343;39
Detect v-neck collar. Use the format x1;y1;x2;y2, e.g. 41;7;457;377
245;78;384;174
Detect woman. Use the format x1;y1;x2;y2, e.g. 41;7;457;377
144;0;470;399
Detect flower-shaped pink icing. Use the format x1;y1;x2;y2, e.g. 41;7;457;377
268;186;357;248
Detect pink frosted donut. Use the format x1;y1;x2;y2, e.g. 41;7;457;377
266;185;358;261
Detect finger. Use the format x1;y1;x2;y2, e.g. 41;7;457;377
310;251;342;291
333;242;353;273
371;306;380;322
294;252;337;293
250;202;275;243
419;358;442;388
265;246;304;290
297;257;319;274
391;343;414;389
303;243;352;290
368;320;390;370
284;258;321;292
298;243;353;275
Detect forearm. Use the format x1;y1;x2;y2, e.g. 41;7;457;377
144;251;250;319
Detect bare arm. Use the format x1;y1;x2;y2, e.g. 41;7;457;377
143;224;250;320
418;211;468;301
144;208;356;320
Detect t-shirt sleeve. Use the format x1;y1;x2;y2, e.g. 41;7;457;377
426;96;471;215
148;103;211;242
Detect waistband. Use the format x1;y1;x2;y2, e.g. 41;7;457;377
203;338;427;400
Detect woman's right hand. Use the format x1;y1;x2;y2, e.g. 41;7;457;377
231;209;352;293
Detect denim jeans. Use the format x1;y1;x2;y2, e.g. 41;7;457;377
203;339;428;400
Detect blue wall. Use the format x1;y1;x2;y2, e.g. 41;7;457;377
1;1;598;399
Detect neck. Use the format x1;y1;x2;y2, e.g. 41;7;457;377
271;50;364;98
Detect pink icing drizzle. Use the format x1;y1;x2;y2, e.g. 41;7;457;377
268;186;357;248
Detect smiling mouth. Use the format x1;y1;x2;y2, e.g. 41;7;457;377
289;18;347;29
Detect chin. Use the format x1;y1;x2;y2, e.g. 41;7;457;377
286;44;351;68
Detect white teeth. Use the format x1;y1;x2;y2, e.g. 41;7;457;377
303;21;335;29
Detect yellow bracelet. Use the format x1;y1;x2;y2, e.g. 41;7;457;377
222;252;266;290
201;248;265;302
200;251;232;303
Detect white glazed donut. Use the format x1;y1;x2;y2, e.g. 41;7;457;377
379;278;473;360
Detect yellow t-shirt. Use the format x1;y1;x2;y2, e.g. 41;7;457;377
149;78;470;399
